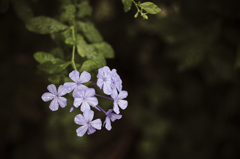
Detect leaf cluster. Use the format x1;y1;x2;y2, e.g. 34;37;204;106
122;0;161;19
15;0;115;84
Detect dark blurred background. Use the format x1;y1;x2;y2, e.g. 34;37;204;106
1;0;240;158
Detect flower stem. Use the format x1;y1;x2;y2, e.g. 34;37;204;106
71;26;77;70
96;105;107;114
95;94;114;100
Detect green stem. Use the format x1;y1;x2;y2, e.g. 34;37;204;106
132;0;141;12
70;26;77;70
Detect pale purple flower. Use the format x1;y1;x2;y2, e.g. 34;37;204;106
104;109;122;131
41;84;68;111
111;69;122;92
74;110;102;137
97;66;112;95
73;88;98;112
64;70;91;94
111;89;128;114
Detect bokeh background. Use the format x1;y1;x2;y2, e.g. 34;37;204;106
1;0;240;158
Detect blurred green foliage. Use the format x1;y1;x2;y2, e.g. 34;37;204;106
1;0;240;159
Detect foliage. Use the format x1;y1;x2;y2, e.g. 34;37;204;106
2;0;240;159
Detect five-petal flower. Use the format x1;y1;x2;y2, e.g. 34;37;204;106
111;89;128;114
41;84;68;111
111;69;122;92
104;109;122;131
64;70;91;94
74;110;102;137
97;66;112;95
73;88;98;112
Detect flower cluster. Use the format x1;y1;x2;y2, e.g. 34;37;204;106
41;66;128;137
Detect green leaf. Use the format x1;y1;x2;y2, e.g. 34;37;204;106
76;34;87;57
77;21;103;43
77;2;92;18
122;0;132;12
139;2;161;14
60;4;76;24
65;37;76;45
11;0;33;22
38;59;72;74
76;45;86;57
92;42;114;58
83;45;98;59
75;34;87;44
26;16;68;34
79;44;106;72
33;52;56;64
80;60;103;72
48;75;61;84
0;0;10;14
61;28;72;39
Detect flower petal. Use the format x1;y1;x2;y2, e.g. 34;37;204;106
110;113;122;122
47;84;57;95
69;70;80;82
91;119;102;130
74;114;86;125
58;85;68;96
103;82;112;95
96;79;104;90
104;117;112;131
75;85;88;92
81;101;90;112
41;92;54;102
49;98;59;111
106;109;113;115
118;100;128;110
83;110;94;121
64;82;77;93
85;88;96;97
111;89;118;99
76;125;88;137
79;71;91;83
58;97;67;108
118;90;128;99
86;97;98;107
73;98;83;108
113;102;120;114
87;126;96;135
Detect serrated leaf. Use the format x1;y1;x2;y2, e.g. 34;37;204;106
92;42;114;58
0;0;10;14
26;16;68;34
80;60;103;72
122;0;132;12
77;2;92;18
77;21;103;43
38;59;72;74
34;52;56;64
139;2;161;14
11;0;33;22
48;75;61;84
